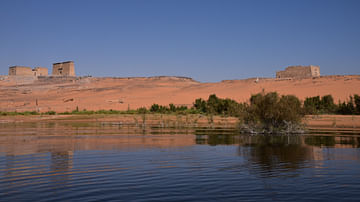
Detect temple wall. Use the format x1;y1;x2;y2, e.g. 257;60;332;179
52;61;75;76
8;66;33;76
276;65;320;79
33;67;48;76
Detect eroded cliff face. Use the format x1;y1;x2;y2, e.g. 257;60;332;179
0;75;359;112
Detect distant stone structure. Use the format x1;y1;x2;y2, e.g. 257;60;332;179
8;61;75;77
52;61;75;76
8;66;32;76
33;67;48;76
9;66;48;76
276;65;320;79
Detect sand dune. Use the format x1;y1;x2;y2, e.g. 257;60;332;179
0;75;359;112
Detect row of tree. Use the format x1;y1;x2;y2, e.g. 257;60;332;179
304;94;360;115
149;103;188;113
149;93;360;118
191;92;359;133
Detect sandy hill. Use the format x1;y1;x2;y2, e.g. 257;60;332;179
0;75;359;112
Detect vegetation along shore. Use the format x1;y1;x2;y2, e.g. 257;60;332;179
1;92;359;134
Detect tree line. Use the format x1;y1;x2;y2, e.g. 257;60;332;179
148;93;360;116
304;94;360;115
1;92;359;133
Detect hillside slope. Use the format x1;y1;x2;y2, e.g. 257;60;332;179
1;75;359;112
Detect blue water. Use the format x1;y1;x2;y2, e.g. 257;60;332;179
1;123;360;201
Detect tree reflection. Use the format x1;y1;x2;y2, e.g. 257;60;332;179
305;135;360;148
50;151;73;172
206;134;238;145
197;133;360;177
195;133;314;177
238;135;312;177
49;151;73;187
195;129;240;145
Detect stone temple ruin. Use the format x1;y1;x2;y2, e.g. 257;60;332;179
52;61;75;76
9;66;48;76
8;61;75;77
276;65;320;79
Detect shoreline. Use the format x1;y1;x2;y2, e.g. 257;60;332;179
1;114;359;133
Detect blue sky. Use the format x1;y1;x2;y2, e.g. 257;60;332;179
0;0;359;82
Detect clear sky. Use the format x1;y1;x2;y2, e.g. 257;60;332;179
0;0;359;82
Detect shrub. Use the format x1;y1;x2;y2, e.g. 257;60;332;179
42;111;56;115
243;92;304;133
149;103;188;113
137;107;148;114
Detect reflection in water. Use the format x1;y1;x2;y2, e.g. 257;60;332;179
50;151;73;187
51;151;73;172
239;136;312;177
197;134;313;175
196;132;360;177
4;155;14;177
305;135;360;148
1;122;360;201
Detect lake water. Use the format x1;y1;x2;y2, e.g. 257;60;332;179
1;122;360;201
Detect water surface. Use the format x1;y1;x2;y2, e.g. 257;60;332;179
1;122;360;201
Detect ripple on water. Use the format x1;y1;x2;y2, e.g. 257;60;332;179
1;126;360;201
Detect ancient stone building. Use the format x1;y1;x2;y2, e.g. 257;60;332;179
8;66;33;76
276;65;320;79
52;61;75;76
33;67;48;76
8;61;75;77
8;66;49;76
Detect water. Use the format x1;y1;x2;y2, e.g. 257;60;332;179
1;122;360;201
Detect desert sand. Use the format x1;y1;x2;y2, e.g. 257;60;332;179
0;75;360;112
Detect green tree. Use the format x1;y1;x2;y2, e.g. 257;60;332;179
337;96;356;115
207;94;223;114
244;92;304;133
150;104;160;112
304;96;321;114
169;103;176;112
137;107;148;114
222;98;245;117
320;95;337;113
354;94;360;114
193;98;207;113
